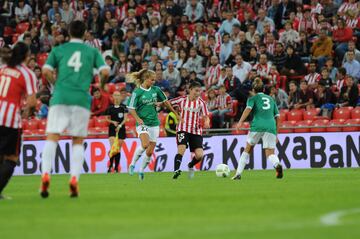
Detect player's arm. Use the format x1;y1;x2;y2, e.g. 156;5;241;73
237;97;253;128
118;113;127;129
128;109;143;125
200;100;210;129
42;48;58;84
23;94;37;118
157;87;181;122
163;101;181;122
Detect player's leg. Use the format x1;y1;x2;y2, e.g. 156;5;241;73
187;134;204;179
263;133;283;179
232;132;260;180
173;132;188;179
108;136;115;173
129;130;149;175
114;139;124;173
139;126;159;180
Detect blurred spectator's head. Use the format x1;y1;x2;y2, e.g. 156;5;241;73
222;33;230;43
248;23;256;33
259;54;268;64
92;87;101;99
317;81;326;93
300;80;308;91
190;0;198;7
270;85;278;95
55;12;62;23
345;76;354;86
142;61;149;70
225;65;233;77
337;18;345;29
150;17;160;27
62;1;69;10
263;22;271;33
155;69;163;81
284;21;293;31
319;28;327;39
337;67;347;79
179;49;188;60
289;81;298;92
155;62;163;71
232;24;241;35
34;66;42;78
257;8;266;20
151;54;159;63
166;28;175;39
52;0;59;9
219;85;227;94
226;10;234;21
204;47;212;57
207;88;216;99
326;58;334;68
167;61;175;71
91;6;100;16
275;43;284;54
250;47;257;58
235;55;243;65
104;10;112;21
70;21;86;39
299;31;307;41
157;39;165;48
286;45;295;56
309;61;317;73
181;68;189;78
166;0;174;7
239;31;246;42
126;29;135;39
189;48;198;58
348;41;356;51
347;50;355;62
321;67;329;79
23;33;32;46
210;55;219;66
18;0;25;8
119;53;127;63
267;32;275;43
259;44;267;54
105;56;114;66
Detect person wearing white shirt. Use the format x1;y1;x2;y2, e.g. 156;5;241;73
157;40;171;60
343;50;360;82
232;55;252;83
15;0;32;23
163;61;181;94
219;33;234;65
184;0;204;23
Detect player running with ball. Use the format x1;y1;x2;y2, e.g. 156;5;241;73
170;81;210;179
127;69;180;180
232;78;283;180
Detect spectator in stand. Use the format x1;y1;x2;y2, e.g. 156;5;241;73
105;55;117;82
155;69;171;92
147;16;162;46
114;53;132;83
212;85;232;128
319;67;333;88
304;61;321;89
238;31;252;61
61;0;74;25
297;6;317;36
165;0;183;19
297;80;315;109
333;18;353;62
256;8;275;35
248;46;259;66
225;44;241;67
270;86;289;110
311;28;333;69
296;31;312;62
85;31;102;51
206;88;218;112
184;0;205;23
343;41;360;64
315;81;337;108
272;43;287;71
131;50;143;72
176;49;188;70
232;55;252;84
277;0;297;27
281;45;306;78
163;61;181;95
338;76;359;108
219;10;241;35
124;29;142;55
219;33;234;65
184;47;204;80
91;88;111;116
253;54;272;85
218;67;227;87
15;0;33;23
223;65;240;97
48;0;63;23
343;50;360;83
288;81;301;109
334;67;347;94
326;58;338;85
279;21;300;47
204;55;221;89
40;28;54;53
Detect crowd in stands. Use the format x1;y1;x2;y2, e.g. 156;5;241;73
0;0;360;130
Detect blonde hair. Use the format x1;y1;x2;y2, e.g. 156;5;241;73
252;77;264;93
126;69;156;87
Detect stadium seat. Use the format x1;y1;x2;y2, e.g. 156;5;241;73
38;119;47;130
333;107;352;120
3;26;13;37
225;100;239;118
94;117;109;128
115;82;126;91
232;122;249;135
279;109;289;122
159;127;167;137
16;22;30;34
26;119;39;130
106;83;116;94
126;115;136;127
327;119;345;132
294;120;312;133
279;121;295;133
22;119;29;130
342;119;360;132
303;108;320;120
125;125;137;138
88;117;95;128
37;53;48;67
351;107;360;119
287;109;303;121
310;119;329;133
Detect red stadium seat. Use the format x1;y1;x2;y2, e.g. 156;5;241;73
287;109;303;121
26;119;39;130
12;33;20;44
351;107;360;119
310;119;329;132
38;119;47;130
115;82;126;91
333;107;352;120
37;53;48;67
106;83;116;94
126;115;136;127
294;120;312;133
279;109;289;122
94;117;109;128
125;125;137;138
327;119;345;132
279;121;295;133
88;117;95;128
303;108;320;120
3;26;13;37
232;122;249;135
22;119;29;130
16;22;30;34
342;119;360;132
159;127;167;137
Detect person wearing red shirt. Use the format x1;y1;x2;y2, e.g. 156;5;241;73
91;87;111;116
333;18;353;61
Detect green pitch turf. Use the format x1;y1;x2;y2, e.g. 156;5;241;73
1;168;360;239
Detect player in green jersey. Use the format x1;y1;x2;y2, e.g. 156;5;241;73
40;21;110;198
232;78;283;180
127;69;180;180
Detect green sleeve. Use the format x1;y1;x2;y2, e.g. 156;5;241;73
246;97;254;109
156;87;167;102
127;90;138;109
274;100;280;117
94;49;108;71
43;48;58;70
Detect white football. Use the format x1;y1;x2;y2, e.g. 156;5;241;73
215;164;230;178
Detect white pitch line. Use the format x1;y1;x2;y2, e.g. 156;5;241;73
320;208;360;226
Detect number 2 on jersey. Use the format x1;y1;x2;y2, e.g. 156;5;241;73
0;76;11;97
67;51;82;72
262;97;270;110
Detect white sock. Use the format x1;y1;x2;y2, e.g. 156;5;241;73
70;144;85;181
41;140;57;176
236;152;249;176
268;154;280;168
130;146;145;167
140;154;151;173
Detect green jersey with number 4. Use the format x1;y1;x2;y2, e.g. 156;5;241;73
43;39;108;109
127;86;167;127
246;93;279;135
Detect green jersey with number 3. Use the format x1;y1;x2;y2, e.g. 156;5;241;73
127;86;167;127
246;93;279;135
43;39;108;109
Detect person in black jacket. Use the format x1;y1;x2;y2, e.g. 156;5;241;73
338;76;359;107
281;45;306;77
315;81;337;108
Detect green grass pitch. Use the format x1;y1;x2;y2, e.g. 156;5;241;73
1;168;360;239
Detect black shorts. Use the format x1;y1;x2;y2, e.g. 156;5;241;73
176;131;203;152
108;125;126;139
0;126;22;156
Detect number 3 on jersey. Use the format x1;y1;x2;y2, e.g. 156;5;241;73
67;51;82;72
262;97;270;110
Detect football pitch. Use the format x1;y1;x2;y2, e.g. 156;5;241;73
1;168;360;239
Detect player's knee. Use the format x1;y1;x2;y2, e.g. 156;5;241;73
178;146;186;155
245;144;253;153
142;142;149;149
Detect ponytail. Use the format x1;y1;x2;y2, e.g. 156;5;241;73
126;69;155;88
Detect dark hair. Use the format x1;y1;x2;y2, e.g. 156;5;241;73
338;67;347;76
69;20;86;39
92;87;100;95
189;81;202;89
0;42;29;67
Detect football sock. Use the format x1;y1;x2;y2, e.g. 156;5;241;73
109;156;115;169
174;154;183;171
130;146;145;167
70;144;85;181
140;154;151;173
236;152;249;175
0;160;16;194
188;156;202;168
114;153;121;171
41;140;57;176
268;154;280;168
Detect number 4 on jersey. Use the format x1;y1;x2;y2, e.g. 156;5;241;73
67;51;82;72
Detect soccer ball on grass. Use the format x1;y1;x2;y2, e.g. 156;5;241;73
215;164;230;178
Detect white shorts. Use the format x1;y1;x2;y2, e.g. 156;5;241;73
247;132;277;149
46;105;91;137
136;125;159;142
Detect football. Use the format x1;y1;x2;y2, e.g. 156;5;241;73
215;164;231;178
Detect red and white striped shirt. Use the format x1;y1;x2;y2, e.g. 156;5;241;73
253;63;271;78
205;64;221;88
338;2;358;15
115;5;128;22
170;96;209;135
217;93;232;110
345;17;359;28
0;65;37;129
85;39;102;51
207;98;218;111
336;79;346;91
266;41;276;55
304;73;321;85
298;16;317;33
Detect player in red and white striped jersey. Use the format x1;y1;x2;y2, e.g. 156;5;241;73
170;81;210;179
0;43;37;199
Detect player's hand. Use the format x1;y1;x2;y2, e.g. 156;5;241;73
236;121;243;130
176;113;182;123
137;119;144;125
204;120;210;129
113;121;119;127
